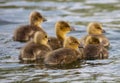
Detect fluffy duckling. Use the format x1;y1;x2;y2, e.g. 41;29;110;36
13;11;47;42
83;36;108;60
19;31;52;62
48;21;74;50
44;36;83;66
80;22;110;48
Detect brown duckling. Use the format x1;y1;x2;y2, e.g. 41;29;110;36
83;36;108;60
44;36;83;66
13;11;47;42
80;22;110;48
48;21;74;50
19;31;52;62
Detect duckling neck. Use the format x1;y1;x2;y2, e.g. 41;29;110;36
65;46;77;51
56;30;66;41
88;32;102;35
30;21;41;27
34;40;50;47
64;43;77;50
33;39;40;45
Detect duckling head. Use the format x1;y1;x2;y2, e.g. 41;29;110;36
85;35;100;45
87;22;105;35
55;21;74;41
29;11;47;26
34;31;48;46
64;36;80;50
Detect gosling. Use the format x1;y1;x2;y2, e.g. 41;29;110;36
44;36;83;66
80;22;110;48
13;11;47;42
48;21;74;50
19;31;52;63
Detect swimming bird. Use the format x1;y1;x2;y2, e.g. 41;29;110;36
48;21;74;50
44;36;83;66
13;11;47;42
80;22;110;48
83;35;108;60
19;31;52;62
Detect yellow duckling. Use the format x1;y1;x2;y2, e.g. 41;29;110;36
19;31;52;62
44;36;82;66
13;11;47;42
83;36;108;60
80;22;110;48
48;21;74;50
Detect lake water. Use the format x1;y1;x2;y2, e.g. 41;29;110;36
0;0;120;83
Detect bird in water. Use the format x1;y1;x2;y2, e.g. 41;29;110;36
48;21;75;50
82;35;108;60
44;36;83;66
19;31;52;63
13;11;47;42
80;22;110;48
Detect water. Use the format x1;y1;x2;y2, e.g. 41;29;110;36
0;0;120;83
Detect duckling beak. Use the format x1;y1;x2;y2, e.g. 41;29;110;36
42;17;47;22
70;26;76;31
48;39;51;42
102;29;106;33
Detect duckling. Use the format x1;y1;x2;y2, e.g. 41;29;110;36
13;11;47;42
19;31;52;62
83;36;108;60
80;22;110;48
44;36;83;66
48;21;74;50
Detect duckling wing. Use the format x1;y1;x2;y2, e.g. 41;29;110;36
33;44;52;60
19;41;37;61
13;25;34;42
99;35;110;48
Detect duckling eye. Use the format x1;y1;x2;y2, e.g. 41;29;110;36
60;27;64;30
45;35;47;38
74;41;79;44
96;27;101;30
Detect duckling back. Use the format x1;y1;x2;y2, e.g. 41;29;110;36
44;48;80;66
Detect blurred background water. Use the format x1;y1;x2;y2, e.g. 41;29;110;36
0;0;120;83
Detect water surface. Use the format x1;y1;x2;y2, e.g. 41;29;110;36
0;0;120;83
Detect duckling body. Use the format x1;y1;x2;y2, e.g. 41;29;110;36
48;21;74;50
19;31;52;62
80;22;110;48
13;25;44;42
83;44;108;60
13;11;46;42
45;36;82;66
44;48;80;66
82;36;108;60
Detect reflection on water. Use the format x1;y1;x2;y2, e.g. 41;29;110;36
0;0;120;83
